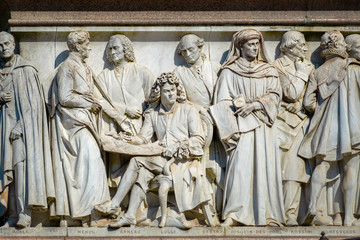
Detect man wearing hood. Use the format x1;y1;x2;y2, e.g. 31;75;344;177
210;29;285;226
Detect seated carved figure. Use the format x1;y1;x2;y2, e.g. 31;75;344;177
96;73;212;228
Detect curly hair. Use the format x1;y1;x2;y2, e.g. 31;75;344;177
67;30;90;52
176;34;205;55
279;31;304;53
148;72;186;105
106;34;135;63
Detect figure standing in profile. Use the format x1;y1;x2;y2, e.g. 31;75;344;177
299;30;360;226
49;30;110;226
211;29;285;226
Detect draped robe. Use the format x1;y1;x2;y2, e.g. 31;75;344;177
50;53;110;218
211;58;285;225
0;55;54;216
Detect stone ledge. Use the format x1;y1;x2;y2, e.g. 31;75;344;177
0;227;359;239
8;11;360;26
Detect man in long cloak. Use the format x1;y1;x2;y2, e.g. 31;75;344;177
49;30;110;226
298;30;360;226
0;31;54;228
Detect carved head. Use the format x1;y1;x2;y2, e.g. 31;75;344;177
0;31;15;61
222;29;270;69
280;31;308;60
345;34;360;61
148;72;186;106
106;34;135;65
67;31;91;60
320;30;348;59
177;34;205;65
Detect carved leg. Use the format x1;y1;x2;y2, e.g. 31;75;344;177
109;184;145;228
343;154;359;226
283;180;301;226
112;157;140;207
309;161;330;215
158;181;171;228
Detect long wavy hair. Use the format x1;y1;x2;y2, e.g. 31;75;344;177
148;72;186;107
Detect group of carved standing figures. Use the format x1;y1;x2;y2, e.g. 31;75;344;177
0;28;359;229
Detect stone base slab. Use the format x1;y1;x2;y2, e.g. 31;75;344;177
0;227;359;239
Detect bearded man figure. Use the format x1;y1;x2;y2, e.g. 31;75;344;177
299;30;360;226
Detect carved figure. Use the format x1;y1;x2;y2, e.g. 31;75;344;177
0;32;55;228
174;34;224;215
346;34;360;61
273;31;314;226
299;30;360;226
96;73;211;228
97;34;154;188
210;29;285;226
49;30;110;226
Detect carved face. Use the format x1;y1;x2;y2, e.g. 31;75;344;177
349;40;360;61
240;38;259;61
76;38;91;59
320;32;346;57
288;36;308;59
160;83;177;106
0;35;15;60
179;41;201;65
107;38;125;65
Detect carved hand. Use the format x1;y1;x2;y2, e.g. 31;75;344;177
125;106;141;119
236;102;256;118
9;122;22;142
0;91;12;104
286;101;302;113
162;144;179;158
90;101;101;114
295;58;312;76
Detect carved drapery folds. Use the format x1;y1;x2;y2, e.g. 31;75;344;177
0;28;360;229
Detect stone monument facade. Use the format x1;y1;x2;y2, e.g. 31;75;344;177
0;1;360;239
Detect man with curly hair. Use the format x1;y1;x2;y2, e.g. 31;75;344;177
96;72;210;228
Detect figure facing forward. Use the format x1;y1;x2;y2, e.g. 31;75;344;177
0;31;54;228
211;29;285;226
273;31;314;226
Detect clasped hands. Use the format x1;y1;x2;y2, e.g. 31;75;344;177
233;95;261;118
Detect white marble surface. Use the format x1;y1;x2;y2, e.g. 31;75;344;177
8;26;340;100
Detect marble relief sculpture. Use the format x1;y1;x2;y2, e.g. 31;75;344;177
173;34;224;216
97;34;154;188
210;29;285;226
273;31;314;226
96;72;212;228
1;28;360;230
298;30;360;226
49;30;110;226
0;31;55;228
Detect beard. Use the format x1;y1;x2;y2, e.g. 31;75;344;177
321;47;348;59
